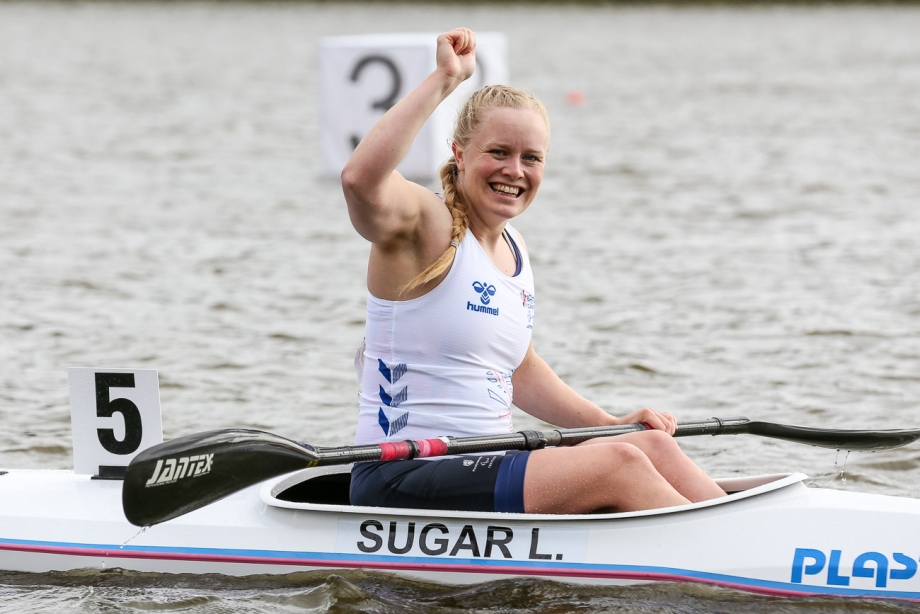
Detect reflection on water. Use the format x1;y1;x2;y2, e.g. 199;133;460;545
3;569;920;614
2;2;920;612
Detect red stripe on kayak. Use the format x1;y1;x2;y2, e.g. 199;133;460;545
2;543;916;601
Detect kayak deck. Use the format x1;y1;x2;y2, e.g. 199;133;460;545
2;467;920;602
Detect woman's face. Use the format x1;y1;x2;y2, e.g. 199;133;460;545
453;107;549;229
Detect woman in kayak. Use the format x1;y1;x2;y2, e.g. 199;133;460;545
342;28;726;514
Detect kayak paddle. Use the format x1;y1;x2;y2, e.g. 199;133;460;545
122;416;920;527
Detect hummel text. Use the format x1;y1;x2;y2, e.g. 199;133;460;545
467;301;499;316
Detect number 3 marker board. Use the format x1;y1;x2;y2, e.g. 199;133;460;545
68;368;163;478
319;32;509;180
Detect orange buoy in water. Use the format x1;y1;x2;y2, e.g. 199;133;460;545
566;90;586;106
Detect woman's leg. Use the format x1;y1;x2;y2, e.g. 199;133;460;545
523;430;725;514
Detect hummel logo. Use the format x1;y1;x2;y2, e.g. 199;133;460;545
145;454;213;487
472;281;496;305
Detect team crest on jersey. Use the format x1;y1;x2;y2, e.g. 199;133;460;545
521;290;535;329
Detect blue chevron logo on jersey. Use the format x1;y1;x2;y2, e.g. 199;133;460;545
377;358;409;436
378;359;407;384
379;407;409;437
379;385;408;407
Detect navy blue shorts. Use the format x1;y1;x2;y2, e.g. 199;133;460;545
350;451;531;513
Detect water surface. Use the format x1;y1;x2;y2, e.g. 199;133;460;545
1;2;920;612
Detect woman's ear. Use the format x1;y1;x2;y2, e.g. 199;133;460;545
451;141;465;171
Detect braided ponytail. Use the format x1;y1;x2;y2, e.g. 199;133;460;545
400;159;469;293
400;85;549;295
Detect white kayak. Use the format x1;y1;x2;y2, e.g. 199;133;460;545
2;463;920;602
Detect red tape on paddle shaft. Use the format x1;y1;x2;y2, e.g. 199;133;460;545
378;438;449;461
416;437;449;458
378;441;412;461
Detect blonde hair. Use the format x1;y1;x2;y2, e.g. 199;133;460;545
401;85;550;293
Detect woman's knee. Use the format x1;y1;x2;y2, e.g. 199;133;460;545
596;441;657;471
631;429;684;458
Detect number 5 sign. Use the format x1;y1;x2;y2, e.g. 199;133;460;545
319;32;509;180
68;368;163;478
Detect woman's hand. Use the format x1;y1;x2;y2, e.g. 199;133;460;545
615;408;677;435
436;28;477;84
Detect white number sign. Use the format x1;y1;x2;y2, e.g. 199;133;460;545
319;32;509;180
68;368;163;477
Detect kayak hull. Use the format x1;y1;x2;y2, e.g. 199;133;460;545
2;466;919;601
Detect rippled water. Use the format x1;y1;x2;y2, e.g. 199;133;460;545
2;2;920;612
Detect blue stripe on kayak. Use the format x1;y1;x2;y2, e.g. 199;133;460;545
2;537;919;601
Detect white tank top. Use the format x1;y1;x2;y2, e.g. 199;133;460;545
354;225;536;445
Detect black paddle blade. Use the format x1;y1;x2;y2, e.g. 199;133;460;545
122;429;319;526
674;417;920;451
743;421;920;451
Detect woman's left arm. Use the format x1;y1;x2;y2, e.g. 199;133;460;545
511;343;677;433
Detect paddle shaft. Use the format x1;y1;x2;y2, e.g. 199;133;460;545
122;416;920;526
312;416;920;466
316;419;679;465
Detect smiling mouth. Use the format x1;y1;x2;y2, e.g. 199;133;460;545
491;183;521;197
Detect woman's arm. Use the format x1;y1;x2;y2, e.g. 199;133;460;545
511;343;677;433
341;28;476;248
